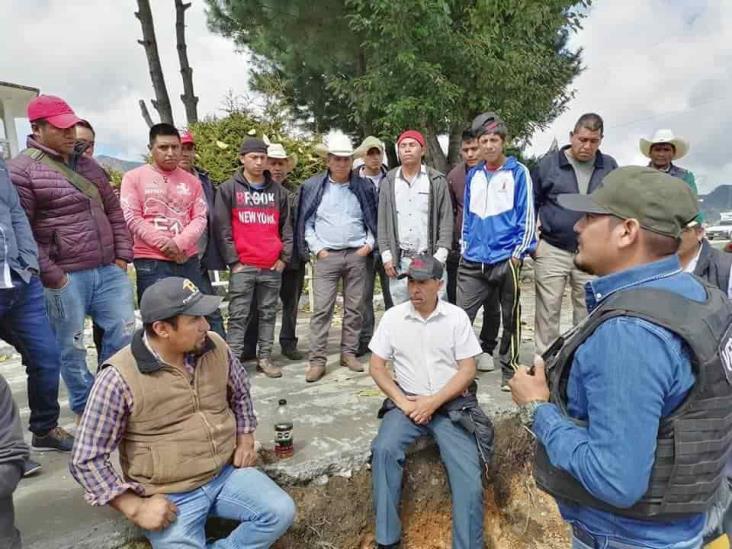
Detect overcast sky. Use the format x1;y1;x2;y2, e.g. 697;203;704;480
0;1;729;192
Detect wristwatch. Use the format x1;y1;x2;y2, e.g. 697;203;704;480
519;400;547;427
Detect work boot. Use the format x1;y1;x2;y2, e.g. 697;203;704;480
501;372;513;392
340;354;364;373
22;459;42;478
32;426;75;452
305;362;326;382
281;346;305;361
355;341;371;357
257;357;283;378
477;352;496;372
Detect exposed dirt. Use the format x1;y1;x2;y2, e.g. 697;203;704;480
121;417;569;549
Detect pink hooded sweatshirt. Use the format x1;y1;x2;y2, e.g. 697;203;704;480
120;164;207;261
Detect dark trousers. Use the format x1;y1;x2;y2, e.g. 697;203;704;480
244;262;307;355
134;257;225;338
0;275;60;435
447;252;500;353
457;258;522;378
0;463;22;549
226;266;282;360
197;266;226;339
359;255;393;347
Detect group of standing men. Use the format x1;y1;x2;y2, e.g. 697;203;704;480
0;89;729;549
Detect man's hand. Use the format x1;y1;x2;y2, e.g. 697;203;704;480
160;239;182;260
406;395;439;425
317;250;329;260
510;256;523;268
233;433;257;468
355;244;372;257
508;355;550;406
271;259;286;272
231;262;246;274
47;274;69;290
129;494;178;531
384;260;398;278
115;259;128;271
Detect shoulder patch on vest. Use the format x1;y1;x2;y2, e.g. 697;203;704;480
719;324;732;384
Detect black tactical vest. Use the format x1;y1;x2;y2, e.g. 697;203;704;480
533;285;732;520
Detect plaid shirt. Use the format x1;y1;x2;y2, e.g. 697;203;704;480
69;347;257;506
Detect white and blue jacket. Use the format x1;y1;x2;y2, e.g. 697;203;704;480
462;156;536;264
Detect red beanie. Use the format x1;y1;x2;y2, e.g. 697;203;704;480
397;130;425;148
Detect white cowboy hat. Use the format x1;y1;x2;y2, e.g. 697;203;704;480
314;132;354;158
639;129;690;160
267;143;298;169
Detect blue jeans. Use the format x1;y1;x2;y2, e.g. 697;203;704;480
571;523;703;549
0;275;60;434
44;265;135;415
371;408;483;548
145;465;296;549
134;258;225;338
388;256;447;305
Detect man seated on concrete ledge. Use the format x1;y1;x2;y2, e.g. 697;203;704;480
368;255;489;549
70;277;295;549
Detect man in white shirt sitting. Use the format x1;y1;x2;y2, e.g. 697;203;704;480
368;255;486;549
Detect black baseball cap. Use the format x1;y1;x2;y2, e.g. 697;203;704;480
397;254;444;281
471;112;507;138
140;277;222;323
558;166;699;238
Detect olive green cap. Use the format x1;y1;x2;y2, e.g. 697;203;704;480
558;166;700;238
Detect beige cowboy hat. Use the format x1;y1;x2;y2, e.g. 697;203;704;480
639;129;690;160
353;136;385;158
314;132;354;158
267;143;298;170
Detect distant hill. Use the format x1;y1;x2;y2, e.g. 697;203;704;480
96;155;144;173
700;185;732;223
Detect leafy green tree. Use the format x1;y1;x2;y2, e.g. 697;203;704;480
188;106;323;184
207;0;589;171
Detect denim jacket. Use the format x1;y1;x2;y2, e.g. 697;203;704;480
0;158;38;285
533;255;706;547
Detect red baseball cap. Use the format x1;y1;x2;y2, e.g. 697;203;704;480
27;95;82;129
397;129;425;148
180;131;195;145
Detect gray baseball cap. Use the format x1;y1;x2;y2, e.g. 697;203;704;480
397;254;444;281
140;277;222;323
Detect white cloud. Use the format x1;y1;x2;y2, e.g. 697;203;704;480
527;0;732;193
0;0;249;160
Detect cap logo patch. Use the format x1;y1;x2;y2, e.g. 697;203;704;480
182;279;200;304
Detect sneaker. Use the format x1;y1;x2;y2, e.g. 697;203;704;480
340;354;365;373
256;357;283;378
355;342;371;357
476;353;496;372
32;426;75;452
305;363;326;382
22;459;42;477
501;373;513;392
281;347;305;361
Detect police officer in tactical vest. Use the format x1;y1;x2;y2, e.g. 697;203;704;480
509;166;732;549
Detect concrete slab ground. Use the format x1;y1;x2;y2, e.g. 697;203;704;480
10;272;574;548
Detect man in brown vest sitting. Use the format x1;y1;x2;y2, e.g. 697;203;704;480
70;277;295;548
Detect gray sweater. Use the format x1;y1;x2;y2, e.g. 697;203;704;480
0;374;28;469
377;165;453;265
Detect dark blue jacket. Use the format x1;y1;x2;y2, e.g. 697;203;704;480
295;170;378;262
532;146;617;252
195;168;227;271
